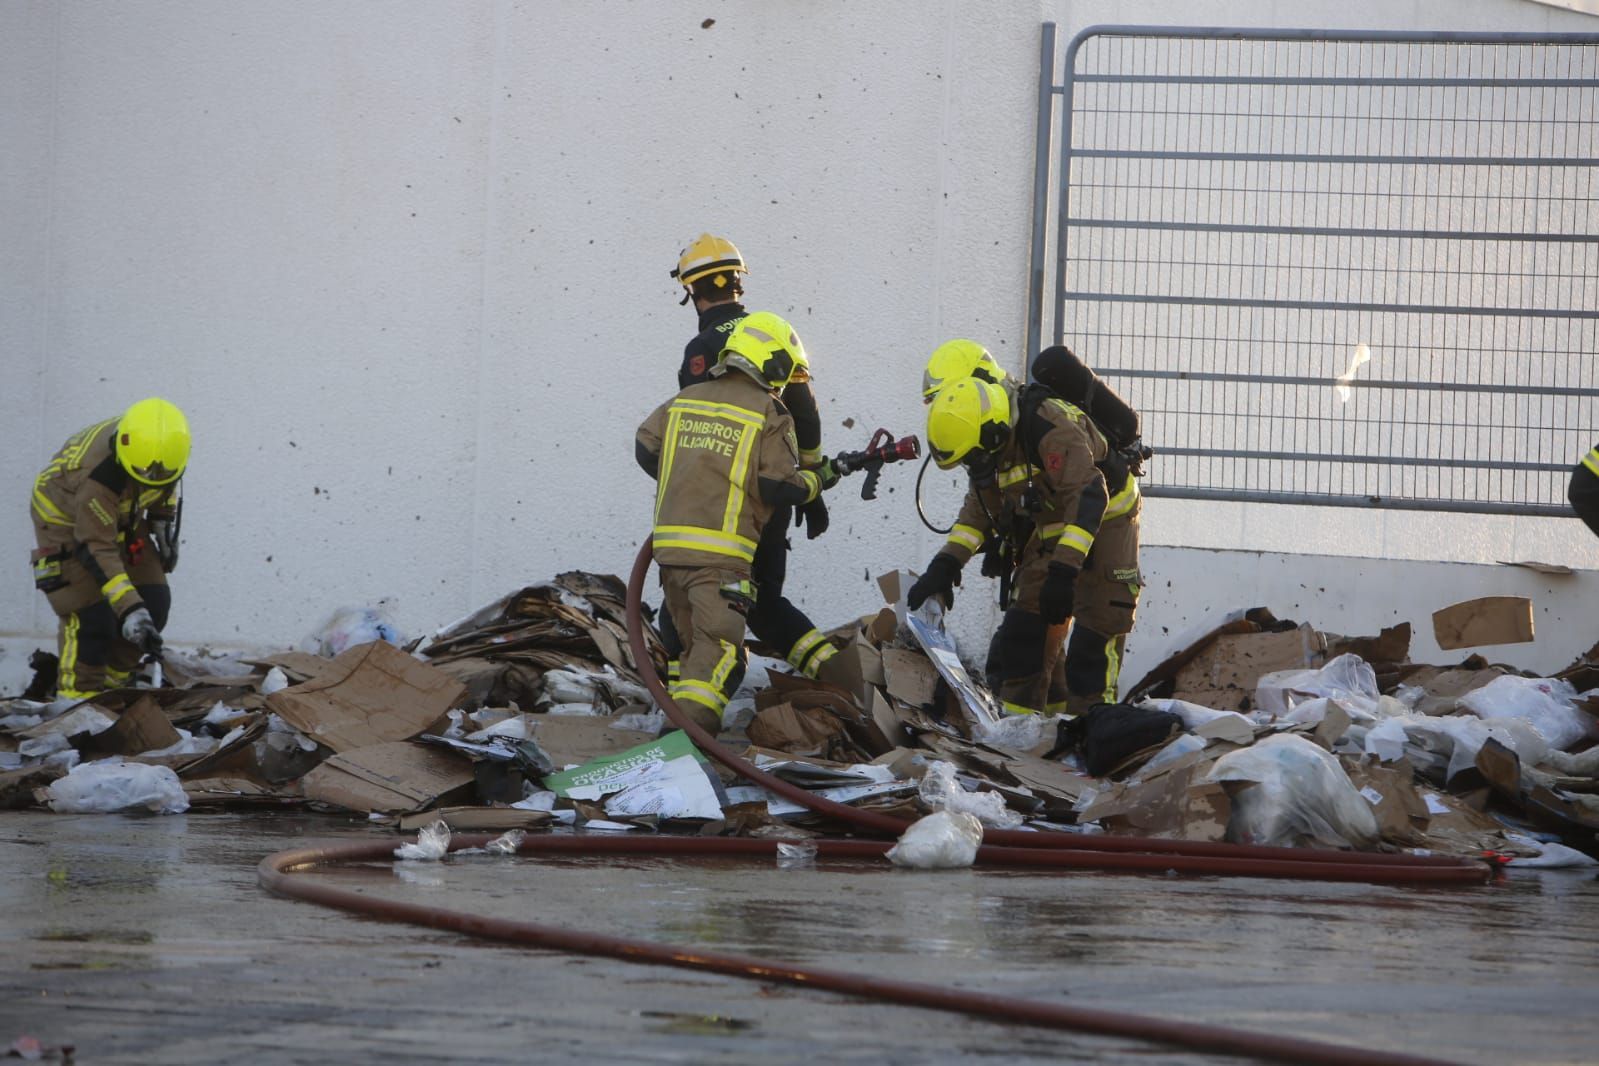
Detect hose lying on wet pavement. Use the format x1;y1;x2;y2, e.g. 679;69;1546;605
257;539;1488;1065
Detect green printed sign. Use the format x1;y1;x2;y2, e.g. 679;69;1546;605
544;729;708;797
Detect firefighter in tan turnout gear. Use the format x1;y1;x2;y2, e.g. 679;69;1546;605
636;312;842;734
30;398;190;700
907;373;1111;716
919;341;1143;713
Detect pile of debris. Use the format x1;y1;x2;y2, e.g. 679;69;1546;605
2;573;1595;870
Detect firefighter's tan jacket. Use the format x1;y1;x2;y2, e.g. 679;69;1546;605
31;418;176;617
940;385;1120;572
636;372;821;571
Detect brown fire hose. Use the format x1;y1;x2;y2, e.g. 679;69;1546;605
259;836;1462;1066
255;538;1487;1065
624;541;1489;884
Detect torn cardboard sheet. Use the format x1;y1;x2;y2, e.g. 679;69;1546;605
302;741;476;813
77;696;181;759
1432;596;1535;650
527;716;657;768
266;640;466;752
1078;764;1230;841
882;647;940;709
1169;624;1327;713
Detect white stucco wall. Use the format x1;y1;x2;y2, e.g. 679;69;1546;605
2;0;1594;693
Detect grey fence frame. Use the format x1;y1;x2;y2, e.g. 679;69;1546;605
1026;24;1599;516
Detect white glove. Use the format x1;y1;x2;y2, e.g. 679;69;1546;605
121;606;162;656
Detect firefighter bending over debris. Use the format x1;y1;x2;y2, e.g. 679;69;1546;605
636;312;842;734
1572;441;1599;538
907;361;1106;715
916;342;1143;714
664;233;841;683
30;398;189;700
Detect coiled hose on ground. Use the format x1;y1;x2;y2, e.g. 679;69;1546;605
258;539;1488;1065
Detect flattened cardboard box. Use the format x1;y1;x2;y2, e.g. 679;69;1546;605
526;716;657;769
1171;624;1326;713
266;640;466;753
303;741;476;813
1432;596;1535;650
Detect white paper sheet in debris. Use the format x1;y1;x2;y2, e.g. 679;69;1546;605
906;606;1000;728
564;754;726;820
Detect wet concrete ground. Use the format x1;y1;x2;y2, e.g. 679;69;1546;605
1;811;1596;1065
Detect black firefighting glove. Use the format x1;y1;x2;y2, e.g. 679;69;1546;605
795;496;830;540
121;606;164;658
906;554;962;611
814;457;842;491
1039;562;1080;626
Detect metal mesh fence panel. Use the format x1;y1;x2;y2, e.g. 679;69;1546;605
1039;27;1599;515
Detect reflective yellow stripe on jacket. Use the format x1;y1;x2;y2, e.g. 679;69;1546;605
653;398;767;563
1104;476;1140;522
1583;446;1599;478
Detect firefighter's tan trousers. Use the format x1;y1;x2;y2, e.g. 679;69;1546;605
659;565;749;735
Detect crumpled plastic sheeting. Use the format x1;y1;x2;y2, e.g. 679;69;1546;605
976;713;1047;752
536;665;650;712
394;820;451;860
1129;733;1208;782
1144;698;1253;735
46;760;189;814
918;760;1023;829
484;829;525;855
1206;734;1378;849
886;810;985;869
302;603;405;658
1393;714;1550;781
776;840;818;868
1504;833;1599;869
611;710;666;735
1459;675;1594;751
1254;654;1379;718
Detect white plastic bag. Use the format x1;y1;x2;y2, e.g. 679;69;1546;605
1458;675;1593;751
918;760;1023;829
1145;698;1254;735
1130;733;1208;781
484;829;525;855
776;840;819;869
1363;716;1410;762
1254;654;1379;718
611;710;667;735
303;603;404;657
394;820;451;860
886;810;984;869
46;760;189;814
536;665;651;712
1401;715;1550;781
1205;734;1378;848
1504;834;1599;869
976;713;1047;752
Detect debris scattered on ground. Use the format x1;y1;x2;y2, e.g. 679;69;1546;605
3;572;1596;867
